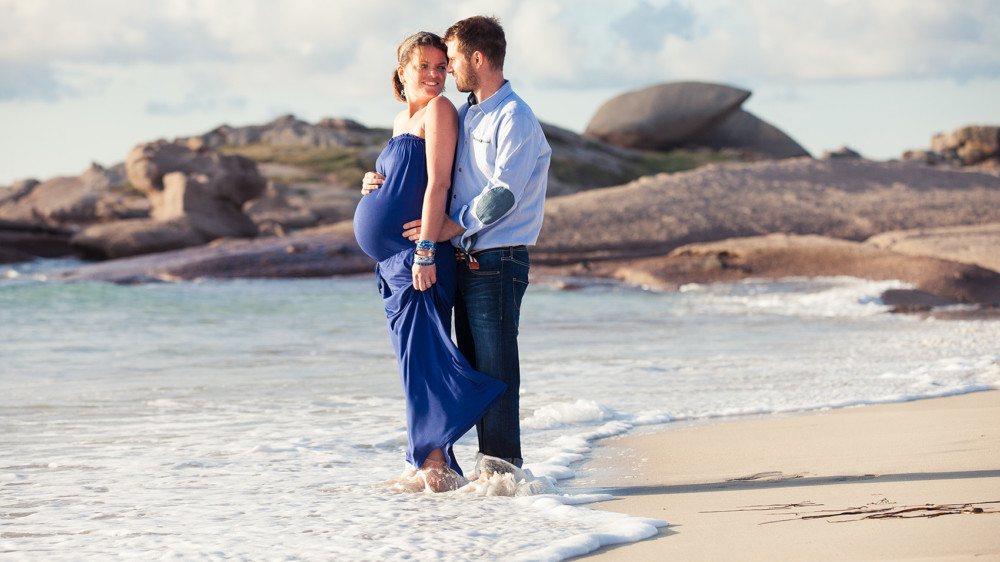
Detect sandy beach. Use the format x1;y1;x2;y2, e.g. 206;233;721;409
580;390;1000;561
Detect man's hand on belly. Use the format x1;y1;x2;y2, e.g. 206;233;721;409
361;171;385;195
402;218;465;243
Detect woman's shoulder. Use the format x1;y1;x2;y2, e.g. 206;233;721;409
427;95;456;114
426;95;457;124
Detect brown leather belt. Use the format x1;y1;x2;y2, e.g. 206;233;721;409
455;246;526;270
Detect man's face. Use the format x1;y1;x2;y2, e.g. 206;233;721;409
445;39;478;93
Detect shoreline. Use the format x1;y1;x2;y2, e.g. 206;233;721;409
576;390;1000;560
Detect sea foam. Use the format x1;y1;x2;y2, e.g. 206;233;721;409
2;272;997;560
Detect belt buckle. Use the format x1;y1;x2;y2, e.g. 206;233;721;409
455;248;479;270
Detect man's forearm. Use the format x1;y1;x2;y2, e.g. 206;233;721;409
439;216;465;242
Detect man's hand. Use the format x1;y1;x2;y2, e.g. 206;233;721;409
402;220;423;242
402;217;466;243
361;171;384;195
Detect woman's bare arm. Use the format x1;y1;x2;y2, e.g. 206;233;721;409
411;95;458;291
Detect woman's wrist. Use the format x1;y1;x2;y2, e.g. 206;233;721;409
415;239;436;265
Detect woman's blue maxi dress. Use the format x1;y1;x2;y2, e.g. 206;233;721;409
352;133;506;476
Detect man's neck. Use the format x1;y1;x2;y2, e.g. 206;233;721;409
472;74;506;105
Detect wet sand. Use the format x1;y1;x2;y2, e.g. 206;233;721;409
579;390;1000;560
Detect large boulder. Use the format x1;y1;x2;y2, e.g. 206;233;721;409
0;163;141;228
157;170;259;238
69;217;207;260
583;82;751;150
687;109;810;159
125;141;265;220
0;176;102;225
71;142;266;259
929;125;999;167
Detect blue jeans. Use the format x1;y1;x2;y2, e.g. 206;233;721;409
455;246;529;467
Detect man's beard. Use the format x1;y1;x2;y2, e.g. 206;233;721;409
455;67;479;93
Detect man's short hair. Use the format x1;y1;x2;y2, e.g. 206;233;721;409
443;15;506;71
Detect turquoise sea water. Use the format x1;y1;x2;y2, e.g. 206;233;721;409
2;260;998;560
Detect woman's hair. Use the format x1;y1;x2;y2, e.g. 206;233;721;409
443;15;506;71
393;31;447;102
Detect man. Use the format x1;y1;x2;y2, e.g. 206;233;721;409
362;15;550;471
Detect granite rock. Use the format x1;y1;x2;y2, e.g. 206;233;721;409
584;82;751;150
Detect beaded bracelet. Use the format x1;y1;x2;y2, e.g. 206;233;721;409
414;253;436;266
416;240;437;253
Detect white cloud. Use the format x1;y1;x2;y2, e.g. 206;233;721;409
611;0;697;50
503;0;1000;87
0;0;436;99
5;0;997;101
743;0;1000;81
1;0;999;183
504;0;585;86
0;60;66;99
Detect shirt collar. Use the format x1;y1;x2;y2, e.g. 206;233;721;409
467;80;512;111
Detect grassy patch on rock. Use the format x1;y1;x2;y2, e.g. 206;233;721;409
549;148;737;190
636;149;736;176
219;144;377;187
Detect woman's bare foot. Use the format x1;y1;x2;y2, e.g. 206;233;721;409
419;449;465;492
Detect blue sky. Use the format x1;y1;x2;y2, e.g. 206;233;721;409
1;0;999;185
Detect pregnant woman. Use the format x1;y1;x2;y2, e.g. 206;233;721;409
353;32;506;492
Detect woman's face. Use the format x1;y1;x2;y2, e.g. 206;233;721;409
399;45;447;103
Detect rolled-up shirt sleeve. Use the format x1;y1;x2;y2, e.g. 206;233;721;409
454;112;543;252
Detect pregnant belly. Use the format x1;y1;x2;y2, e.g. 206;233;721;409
353;192;414;262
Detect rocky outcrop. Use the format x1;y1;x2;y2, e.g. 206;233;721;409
178;114;391;151
537;233;1000;308
866;222;1000;273
186;116;674;196
903;125;1000;170
14;107;996;311
124;141;264;223
0;179;39;205
0;219;74;263
535;157;1000;264
931;126;999;166
0;176;100;225
61;222;370;283
79;162;128;192
0;163;152;262
59;155;1000;308
823;146;863;159
70;142;266;260
0;164;147;228
583;81;809;159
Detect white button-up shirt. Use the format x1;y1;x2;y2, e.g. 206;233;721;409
450;81;551;252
